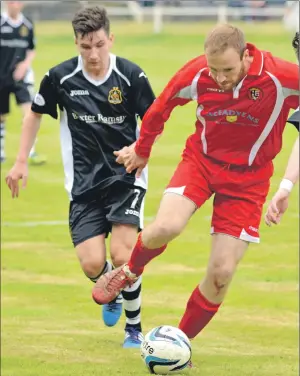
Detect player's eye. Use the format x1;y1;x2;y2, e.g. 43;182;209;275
224;68;233;72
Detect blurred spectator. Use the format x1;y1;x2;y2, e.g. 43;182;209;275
139;0;156;7
247;0;267;21
284;1;299;32
228;0;244;7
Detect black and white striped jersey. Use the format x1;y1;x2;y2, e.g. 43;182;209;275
0;12;35;87
31;54;156;201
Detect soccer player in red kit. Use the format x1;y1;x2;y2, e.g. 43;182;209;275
92;24;299;340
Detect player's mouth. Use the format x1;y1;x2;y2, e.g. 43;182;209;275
219;82;233;90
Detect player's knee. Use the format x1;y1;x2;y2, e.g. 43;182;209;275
152;219;183;241
110;248;131;267
110;238;134;267
80;255;106;278
209;263;236;287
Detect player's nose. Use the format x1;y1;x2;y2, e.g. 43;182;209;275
216;74;226;83
90;48;98;60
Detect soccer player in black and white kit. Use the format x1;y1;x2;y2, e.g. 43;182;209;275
0;1;45;164
6;6;156;348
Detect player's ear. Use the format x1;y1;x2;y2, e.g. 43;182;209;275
242;48;249;60
109;33;115;46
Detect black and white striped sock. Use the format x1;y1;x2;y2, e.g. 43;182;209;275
0;122;5;160
122;276;142;332
89;261;123;304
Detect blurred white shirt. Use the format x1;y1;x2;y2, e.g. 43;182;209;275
284;1;299;32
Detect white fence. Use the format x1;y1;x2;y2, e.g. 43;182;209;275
22;1;296;34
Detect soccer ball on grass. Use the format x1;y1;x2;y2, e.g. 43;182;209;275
141;325;192;375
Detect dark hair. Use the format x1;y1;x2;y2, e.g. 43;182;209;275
72;6;110;38
292;32;299;62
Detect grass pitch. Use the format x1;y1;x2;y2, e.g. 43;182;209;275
1;21;299;376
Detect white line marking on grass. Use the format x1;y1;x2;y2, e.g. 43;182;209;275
8;212;297;228
3;220;68;227
3;217;155;227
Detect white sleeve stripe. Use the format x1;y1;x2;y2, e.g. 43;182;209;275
175;68;207;101
110;54;131;86
0;16;6;26
248;71;285;166
23;17;33;29
60;57;82;85
113;66;131;86
283;87;300;98
191;68;206;100
258;51;264;76
175;86;192;99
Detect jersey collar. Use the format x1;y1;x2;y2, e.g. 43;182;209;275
1;12;24;28
247;43;264;76
78;54;115;86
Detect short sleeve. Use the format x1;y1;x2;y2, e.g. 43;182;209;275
31;72;58;119
28;24;35;50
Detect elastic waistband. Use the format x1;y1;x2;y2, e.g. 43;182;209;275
203;153;273;172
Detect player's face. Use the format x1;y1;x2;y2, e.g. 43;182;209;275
206;47;249;91
76;29;114;72
6;1;24;18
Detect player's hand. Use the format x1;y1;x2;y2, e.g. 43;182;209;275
265;188;290;226
13;62;28;82
114;142;136;165
5;160;28;198
114;144;148;178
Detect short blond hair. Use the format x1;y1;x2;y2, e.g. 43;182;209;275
204;24;246;58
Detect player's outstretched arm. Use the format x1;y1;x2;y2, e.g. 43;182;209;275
13;50;36;82
265;137;299;226
6;111;42;198
135;56;206;159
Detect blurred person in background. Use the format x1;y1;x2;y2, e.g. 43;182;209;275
265;31;299;226
283;0;299;33
6;6;156;348
0;1;45;164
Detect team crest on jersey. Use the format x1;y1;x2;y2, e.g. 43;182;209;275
19;25;29;37
248;87;262;101
108;87;122;104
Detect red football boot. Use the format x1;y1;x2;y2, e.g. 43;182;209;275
92;264;138;305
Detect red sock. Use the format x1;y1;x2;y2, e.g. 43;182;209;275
127;233;167;275
179;286;221;339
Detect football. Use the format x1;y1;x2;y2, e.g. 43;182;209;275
141;326;192;375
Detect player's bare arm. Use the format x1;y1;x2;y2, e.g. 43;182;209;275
114;57;204;176
114;134;163;176
265;137;299;226
13;49;36;81
6;110;42;198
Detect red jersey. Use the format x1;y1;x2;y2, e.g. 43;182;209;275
135;43;299;166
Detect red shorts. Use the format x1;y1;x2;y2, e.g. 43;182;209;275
165;149;274;243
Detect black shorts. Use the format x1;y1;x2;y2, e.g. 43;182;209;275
0;81;34;115
69;184;146;247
